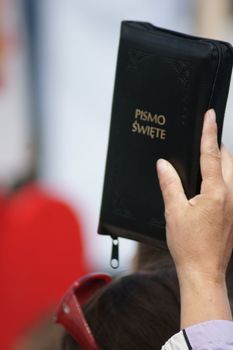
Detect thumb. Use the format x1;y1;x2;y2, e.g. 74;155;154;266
156;159;187;209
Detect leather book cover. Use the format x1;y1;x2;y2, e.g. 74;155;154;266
98;21;233;245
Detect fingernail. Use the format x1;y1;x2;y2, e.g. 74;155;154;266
157;159;168;172
207;109;216;123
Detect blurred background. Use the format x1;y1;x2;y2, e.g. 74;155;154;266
0;0;232;349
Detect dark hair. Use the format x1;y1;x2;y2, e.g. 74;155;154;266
62;266;180;350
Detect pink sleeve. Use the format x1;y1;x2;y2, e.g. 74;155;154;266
162;320;233;349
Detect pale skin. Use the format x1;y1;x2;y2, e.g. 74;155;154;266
157;109;233;329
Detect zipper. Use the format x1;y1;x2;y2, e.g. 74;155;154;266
110;236;119;269
191;39;222;196
200;39;222;109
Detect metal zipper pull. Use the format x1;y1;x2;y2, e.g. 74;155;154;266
110;237;119;269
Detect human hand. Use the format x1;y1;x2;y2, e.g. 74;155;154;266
157;109;233;327
157;109;233;281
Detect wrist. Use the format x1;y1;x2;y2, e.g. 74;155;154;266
178;268;232;328
176;265;226;288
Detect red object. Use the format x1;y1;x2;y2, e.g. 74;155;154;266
0;183;89;350
56;273;112;350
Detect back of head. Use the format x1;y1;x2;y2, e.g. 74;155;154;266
63;267;180;350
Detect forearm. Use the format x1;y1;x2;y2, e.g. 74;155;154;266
178;270;232;329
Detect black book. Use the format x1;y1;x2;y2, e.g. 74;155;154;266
98;21;233;255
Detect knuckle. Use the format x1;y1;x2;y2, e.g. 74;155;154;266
161;176;175;193
204;146;221;160
211;188;227;206
164;206;176;221
164;206;172;218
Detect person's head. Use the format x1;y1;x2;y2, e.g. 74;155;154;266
61;267;180;350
